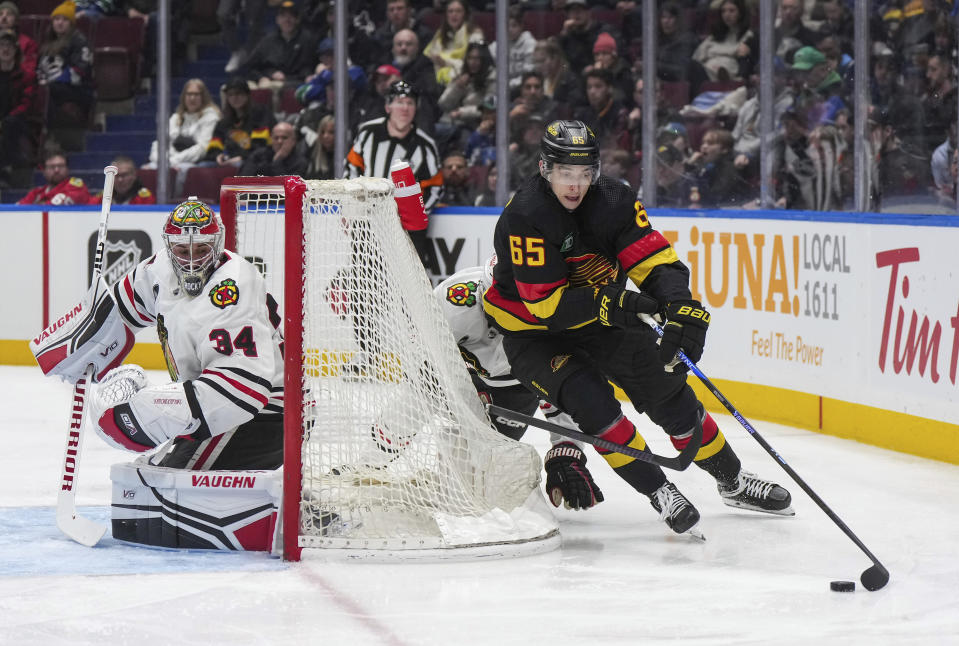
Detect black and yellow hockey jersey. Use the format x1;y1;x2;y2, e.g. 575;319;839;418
483;174;691;333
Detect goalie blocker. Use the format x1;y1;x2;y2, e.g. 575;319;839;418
30;275;134;383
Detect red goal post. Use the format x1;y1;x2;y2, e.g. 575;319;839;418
220;176;559;562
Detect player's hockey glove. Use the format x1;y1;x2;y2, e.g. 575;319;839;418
658;299;710;371
544;442;604;510
595;285;659;328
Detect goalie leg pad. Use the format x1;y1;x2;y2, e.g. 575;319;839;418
30;276;134;383
110;461;282;552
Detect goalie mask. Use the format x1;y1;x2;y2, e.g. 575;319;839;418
163;198;224;296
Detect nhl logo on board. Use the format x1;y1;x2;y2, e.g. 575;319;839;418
209;278;240;309
102;239;143;286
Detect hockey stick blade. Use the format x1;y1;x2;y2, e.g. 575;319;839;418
56;505;106;547
487;404;701;471
639;313;890;591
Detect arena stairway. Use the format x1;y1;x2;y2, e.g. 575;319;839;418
2;45;230;203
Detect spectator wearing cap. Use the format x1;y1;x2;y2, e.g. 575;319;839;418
574;68;630;153
692;0;754;82
584;31;632;105
37;0;95;126
245;1;317;89
423;0;484;86
0;1;37;76
90;155;155;205
218;0;267;73
391;28;441;133
372;0;432;67
240;120;308;177
437;42;496;150
790;45;846;129
0;27;39;185
18;150;90;205
345;80;442;259
205;76;276;167
558;0;618;75
488;6;537;92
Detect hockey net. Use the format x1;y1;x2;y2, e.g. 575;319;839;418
220;176;558;560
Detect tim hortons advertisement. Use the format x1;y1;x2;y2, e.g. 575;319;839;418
655;216;958;425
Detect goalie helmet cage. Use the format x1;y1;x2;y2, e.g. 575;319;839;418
219;176;559;561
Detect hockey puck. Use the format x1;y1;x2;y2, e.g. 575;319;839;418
830;580;856;592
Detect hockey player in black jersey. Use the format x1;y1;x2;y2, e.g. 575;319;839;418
483;120;793;537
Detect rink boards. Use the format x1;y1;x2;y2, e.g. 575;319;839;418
1;204;957;464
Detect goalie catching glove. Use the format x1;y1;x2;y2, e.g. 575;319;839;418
91;364;203;453
544;442;604;510
595;284;659;328
30;275;134;383
658;299;710;370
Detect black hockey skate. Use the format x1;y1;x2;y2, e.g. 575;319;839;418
649;482;704;540
718;470;795;516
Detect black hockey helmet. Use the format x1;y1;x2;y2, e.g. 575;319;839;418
387;80;419;102
540;119;599;166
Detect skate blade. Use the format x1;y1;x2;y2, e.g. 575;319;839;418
722;499;796;516
685;525;707;542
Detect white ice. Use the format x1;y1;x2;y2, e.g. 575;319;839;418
1;365;957;646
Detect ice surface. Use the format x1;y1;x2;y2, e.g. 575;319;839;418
1;366;957;645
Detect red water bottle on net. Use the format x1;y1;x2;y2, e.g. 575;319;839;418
390;160;428;232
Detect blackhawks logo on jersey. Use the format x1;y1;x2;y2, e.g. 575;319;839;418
209;278;239;308
445;281;479;307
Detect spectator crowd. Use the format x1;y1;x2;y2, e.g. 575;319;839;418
2;0;959;212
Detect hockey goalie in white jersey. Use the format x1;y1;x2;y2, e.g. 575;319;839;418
93;198;285;469
31;199;285;551
434;256;604;510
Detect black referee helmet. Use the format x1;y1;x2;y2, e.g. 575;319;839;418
387;80;419;102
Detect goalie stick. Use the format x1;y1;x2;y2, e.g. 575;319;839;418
487;404;702;471
56;165;118;547
640;313;890;591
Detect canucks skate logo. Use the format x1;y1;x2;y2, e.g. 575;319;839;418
550;354;571;372
171;201;214;227
446;281;478;307
209;278;239;309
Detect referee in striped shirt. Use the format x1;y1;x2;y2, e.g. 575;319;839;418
345;80;443;261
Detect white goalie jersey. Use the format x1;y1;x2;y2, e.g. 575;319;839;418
433;265;518;388
110;250;284;441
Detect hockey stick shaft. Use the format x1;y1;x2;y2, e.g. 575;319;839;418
56;165;118;547
488;403;701;471
640;314;889;590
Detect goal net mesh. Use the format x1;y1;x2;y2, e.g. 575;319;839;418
224;177;557;555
